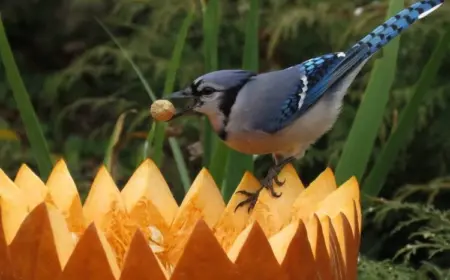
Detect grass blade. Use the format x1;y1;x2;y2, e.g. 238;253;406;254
96;18;157;102
104;110;136;172
222;0;259;201
362;29;450;202
98;15;192;188
201;0;233;187
0;16;53;179
334;0;403;185
241;0;260;71
209;140;230;186
202;0;220;73
143;121;156;162
202;118;214;167
151;8;195;167
168;137;191;192
202;0;221;168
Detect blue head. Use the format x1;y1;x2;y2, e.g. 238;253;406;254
169;70;255;130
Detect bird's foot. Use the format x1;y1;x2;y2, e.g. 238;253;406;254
260;166;286;197
234;164;287;213
233;189;262;213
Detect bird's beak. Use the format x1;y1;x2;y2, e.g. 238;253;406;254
168;90;199;120
169;90;192;100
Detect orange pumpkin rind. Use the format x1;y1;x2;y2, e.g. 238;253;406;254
0;159;362;279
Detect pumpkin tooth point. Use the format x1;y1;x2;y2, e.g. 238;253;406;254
1;160;361;279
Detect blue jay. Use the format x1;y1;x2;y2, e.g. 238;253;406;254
168;0;444;212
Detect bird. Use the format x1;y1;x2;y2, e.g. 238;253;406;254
167;0;444;212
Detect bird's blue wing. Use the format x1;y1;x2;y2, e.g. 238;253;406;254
277;54;343;126
257;0;444;134
299;44;370;113
269;45;369;133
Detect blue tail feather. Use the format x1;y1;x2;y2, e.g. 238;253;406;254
278;0;443;130
354;0;444;57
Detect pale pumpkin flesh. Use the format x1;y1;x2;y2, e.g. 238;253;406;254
0;159;361;280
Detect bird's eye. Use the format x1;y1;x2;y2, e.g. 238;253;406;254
202;87;215;95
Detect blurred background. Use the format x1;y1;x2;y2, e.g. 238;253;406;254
0;0;450;278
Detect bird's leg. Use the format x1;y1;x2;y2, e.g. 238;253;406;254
261;156;295;195
234;156;295;213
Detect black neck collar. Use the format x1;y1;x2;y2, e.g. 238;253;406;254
217;74;255;140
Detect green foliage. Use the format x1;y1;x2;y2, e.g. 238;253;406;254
357;257;417;279
357;256;450;279
363;176;450;276
363;28;450;203
152;7;196;169
222;0;259;200
104;109;136;173
97;18;157;102
98;13;192;191
0;16;53;180
335;0;403;185
203;0;227;184
169;136;191;192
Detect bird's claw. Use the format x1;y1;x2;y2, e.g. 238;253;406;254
274;175;286;186
260;176;282;197
234;189;261;213
234;167;285;213
261;167;284;197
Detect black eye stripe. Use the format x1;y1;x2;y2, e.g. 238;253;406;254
191;82;216;96
191;83;201;96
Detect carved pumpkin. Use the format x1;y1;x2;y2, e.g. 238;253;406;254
0;159;361;280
